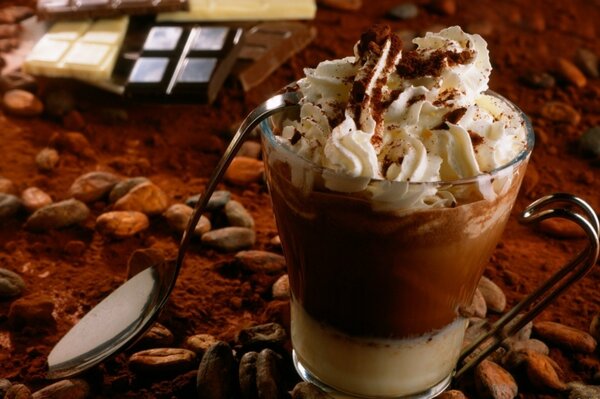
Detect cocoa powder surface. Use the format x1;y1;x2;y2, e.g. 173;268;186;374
0;0;599;398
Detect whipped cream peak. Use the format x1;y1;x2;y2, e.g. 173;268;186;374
277;25;527;203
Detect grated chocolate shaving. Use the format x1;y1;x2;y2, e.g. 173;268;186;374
433;107;467;130
396;49;474;79
468;130;484;147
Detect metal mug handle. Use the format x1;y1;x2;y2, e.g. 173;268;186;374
454;193;600;379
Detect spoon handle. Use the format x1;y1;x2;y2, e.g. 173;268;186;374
176;91;302;270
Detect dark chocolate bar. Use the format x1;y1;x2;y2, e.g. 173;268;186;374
233;22;316;91
37;0;188;20
124;25;244;103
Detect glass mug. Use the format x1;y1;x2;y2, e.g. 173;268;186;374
258;91;600;398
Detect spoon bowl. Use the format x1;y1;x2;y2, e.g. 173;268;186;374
47;91;302;379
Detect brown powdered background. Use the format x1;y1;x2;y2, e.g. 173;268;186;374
0;0;599;398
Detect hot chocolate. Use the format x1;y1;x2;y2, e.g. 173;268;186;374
261;25;532;397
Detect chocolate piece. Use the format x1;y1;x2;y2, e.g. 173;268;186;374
37;0;188;21
24;17;129;81
158;0;316;22
125;25;243;103
234;22;316;91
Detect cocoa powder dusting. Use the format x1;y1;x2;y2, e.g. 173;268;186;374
0;0;599;398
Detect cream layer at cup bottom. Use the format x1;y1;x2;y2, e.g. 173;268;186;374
291;301;467;397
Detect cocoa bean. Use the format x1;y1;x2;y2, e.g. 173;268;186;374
505;315;533;341
3;89;43;117
136;323;174;349
35;148;59;171
540;101;580;125
580;126;600;159
256;348;283;399
575;48;599;78
0;6;34;24
69;171;120;203
271;274;290;299
25;199;89;231
533;321;597;353
0;379;12;397
475;360;518;399
129;348;196;374
459;288;487;318
196;341;237;399
270;235;281;246
464;318;489;347
239;351;258;399
224;156;264;186
478;276;506;313
202;227;256;252
524;351;567;391
502;349;531;371
0;193;22;221
236;251;286;274
163;203;211;235
186;190;231;211
0;268;26;297
291;382;333;399
237;323;287;350
6;384;32;399
185;334;217;356
96;211;149;238
225;200;255;228
113;182;169;215
238;141;262;159
108;176;149;203
32;379;90;399
567;382;600;399
8;294;55;331
435;390;467;399
49;132;95;159
557;57;587;88
520;71;555;89
504;339;549;355
126;248;164;279
21;187;52;213
0;176;16;194
387;3;419;20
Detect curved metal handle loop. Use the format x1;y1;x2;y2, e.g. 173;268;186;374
454;193;600;380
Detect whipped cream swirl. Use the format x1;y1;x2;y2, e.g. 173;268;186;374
277;26;527;206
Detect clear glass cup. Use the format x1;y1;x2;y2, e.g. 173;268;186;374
259;91;598;398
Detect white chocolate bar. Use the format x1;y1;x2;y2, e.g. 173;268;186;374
24;16;128;81
157;0;316;22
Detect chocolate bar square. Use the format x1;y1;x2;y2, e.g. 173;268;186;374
37;0;189;20
125;25;244;103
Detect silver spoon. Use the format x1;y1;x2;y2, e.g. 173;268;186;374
47;91;302;379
